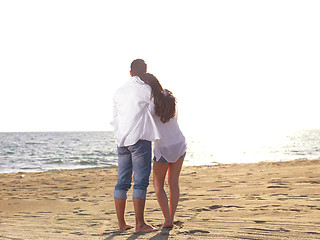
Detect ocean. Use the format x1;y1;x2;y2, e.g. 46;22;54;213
1;129;320;174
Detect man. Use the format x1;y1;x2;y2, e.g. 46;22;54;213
111;59;160;232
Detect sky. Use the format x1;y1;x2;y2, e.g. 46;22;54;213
1;1;320;140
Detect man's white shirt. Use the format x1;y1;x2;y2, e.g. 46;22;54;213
111;76;160;147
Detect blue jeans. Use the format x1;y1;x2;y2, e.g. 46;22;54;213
114;140;152;199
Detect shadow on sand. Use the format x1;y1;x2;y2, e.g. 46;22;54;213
102;228;172;240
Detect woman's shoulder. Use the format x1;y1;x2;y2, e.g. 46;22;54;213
155;115;180;130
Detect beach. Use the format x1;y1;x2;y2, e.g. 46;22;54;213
1;159;320;240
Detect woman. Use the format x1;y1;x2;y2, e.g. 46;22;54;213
140;73;187;228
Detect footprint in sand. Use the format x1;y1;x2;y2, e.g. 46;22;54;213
178;229;210;235
66;197;80;202
70;232;84;235
267;185;289;188
246;227;290;233
254;220;266;223
195;208;210;212
174;220;184;228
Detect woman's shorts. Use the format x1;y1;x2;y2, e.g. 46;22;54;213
153;152;186;163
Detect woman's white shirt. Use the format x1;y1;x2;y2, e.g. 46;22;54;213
153;114;186;163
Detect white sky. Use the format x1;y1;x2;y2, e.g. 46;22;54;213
1;1;319;139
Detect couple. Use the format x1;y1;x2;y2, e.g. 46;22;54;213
111;59;187;233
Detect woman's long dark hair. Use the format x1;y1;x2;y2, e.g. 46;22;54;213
139;73;176;123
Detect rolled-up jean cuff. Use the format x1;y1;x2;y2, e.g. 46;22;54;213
132;189;147;199
114;190;127;199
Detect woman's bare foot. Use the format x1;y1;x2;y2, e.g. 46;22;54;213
162;221;174;228
135;224;159;233
119;224;134;231
162;224;173;228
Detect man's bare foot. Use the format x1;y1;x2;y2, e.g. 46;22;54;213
135;224;159;233
119;224;134;231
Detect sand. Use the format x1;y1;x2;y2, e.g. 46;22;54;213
1;159;320;240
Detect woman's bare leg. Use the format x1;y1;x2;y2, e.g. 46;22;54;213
168;157;184;222
153;161;173;227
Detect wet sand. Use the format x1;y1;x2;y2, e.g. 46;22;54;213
1;159;320;239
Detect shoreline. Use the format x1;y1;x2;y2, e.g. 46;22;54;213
1;158;320;239
1;157;320;175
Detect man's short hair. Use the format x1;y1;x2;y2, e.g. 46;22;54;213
131;59;147;76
